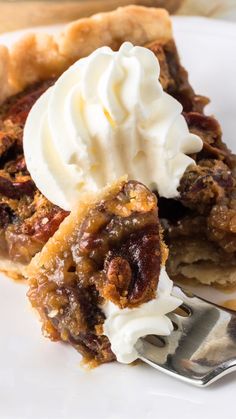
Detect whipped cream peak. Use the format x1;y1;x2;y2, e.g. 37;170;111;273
23;42;202;211
102;268;182;364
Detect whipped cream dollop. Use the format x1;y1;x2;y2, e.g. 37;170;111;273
102;268;182;364
24;42;202;211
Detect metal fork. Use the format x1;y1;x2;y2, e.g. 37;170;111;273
135;285;236;387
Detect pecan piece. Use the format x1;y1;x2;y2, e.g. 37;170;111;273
0;132;16;158
0;175;36;199
103;224;162;308
103;256;132;303
207;205;236;252
3;79;55;125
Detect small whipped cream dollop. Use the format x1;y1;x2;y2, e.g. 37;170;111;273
102;268;182;364
23;42;202;211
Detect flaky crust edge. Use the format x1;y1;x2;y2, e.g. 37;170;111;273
0;5;172;103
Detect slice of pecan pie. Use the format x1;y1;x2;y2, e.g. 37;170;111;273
0;5;235;289
27;178;171;364
0;6;202;278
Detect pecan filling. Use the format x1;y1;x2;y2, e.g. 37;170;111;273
0;79;68;265
28;180;166;363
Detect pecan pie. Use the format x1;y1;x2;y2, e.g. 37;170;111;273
0;4;235;289
27;178;168;364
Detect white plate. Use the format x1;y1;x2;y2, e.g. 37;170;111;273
0;17;236;419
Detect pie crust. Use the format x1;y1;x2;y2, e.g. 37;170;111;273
0;5;171;102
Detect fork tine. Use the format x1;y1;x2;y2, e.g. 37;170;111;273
136;285;236;387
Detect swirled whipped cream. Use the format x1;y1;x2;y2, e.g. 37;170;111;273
24;42;202;211
102;268;182;364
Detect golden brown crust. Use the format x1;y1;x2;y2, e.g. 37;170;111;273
0;46;14;103
58;6;171;61
1;6;172;99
